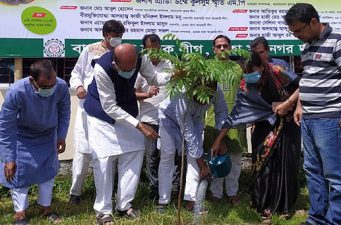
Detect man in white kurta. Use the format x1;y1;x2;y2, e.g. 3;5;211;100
69;20;125;204
84;44;171;224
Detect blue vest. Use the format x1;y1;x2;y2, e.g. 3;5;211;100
84;50;141;124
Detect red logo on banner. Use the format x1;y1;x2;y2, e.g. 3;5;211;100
60;6;77;9
236;34;248;38
32;13;46;18
232;9;248;13
314;53;322;59
229;27;248;31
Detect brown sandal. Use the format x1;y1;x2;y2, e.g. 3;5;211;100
262;209;272;219
14;211;28;225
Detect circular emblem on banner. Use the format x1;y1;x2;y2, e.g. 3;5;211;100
44;39;64;57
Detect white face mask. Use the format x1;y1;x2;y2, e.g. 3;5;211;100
108;37;122;48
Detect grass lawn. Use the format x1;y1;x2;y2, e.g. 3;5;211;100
0;168;309;225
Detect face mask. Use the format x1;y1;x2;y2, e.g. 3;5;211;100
108;37;122;48
118;69;136;79
243;71;262;84
32;77;57;97
112;61;135;79
36;85;57;97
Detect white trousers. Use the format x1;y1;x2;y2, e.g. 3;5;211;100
70;151;92;196
70;151;117;196
11;178;54;212
70;106;92;196
184;154;200;202
93;150;144;214
210;152;242;198
158;124;200;204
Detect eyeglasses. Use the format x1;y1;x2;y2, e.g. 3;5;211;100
215;44;230;49
288;23;308;35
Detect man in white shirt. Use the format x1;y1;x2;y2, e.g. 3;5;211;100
84;43;172;224
135;34;180;200
69;20;125;205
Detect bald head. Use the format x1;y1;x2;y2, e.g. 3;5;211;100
113;43;137;71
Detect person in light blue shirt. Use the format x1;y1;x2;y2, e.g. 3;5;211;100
157;84;228;212
0;60;71;224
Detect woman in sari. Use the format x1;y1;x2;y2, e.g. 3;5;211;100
212;52;301;219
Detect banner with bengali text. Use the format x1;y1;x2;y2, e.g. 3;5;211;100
0;0;340;57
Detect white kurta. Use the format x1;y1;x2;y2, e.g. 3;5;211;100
87;64;144;159
69;41;110;196
87;57;172;158
134;60;172;125
69;41;109;154
88;54;172;214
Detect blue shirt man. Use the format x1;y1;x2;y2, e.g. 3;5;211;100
0;60;70;223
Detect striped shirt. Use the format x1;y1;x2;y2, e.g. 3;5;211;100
300;24;341;118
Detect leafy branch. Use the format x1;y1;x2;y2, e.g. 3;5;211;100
142;34;250;104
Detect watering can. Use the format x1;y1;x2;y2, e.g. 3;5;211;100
205;152;232;178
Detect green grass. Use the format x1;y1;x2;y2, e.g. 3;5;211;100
0;170;308;225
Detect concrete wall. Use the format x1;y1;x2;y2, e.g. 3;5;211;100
0;85;77;160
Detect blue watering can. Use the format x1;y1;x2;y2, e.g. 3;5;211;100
206;153;232;178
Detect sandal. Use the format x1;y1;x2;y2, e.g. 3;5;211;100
117;207;139;219
43;212;61;224
156;204;166;214
13;211;28;225
192;206;208;215
262;209;272;219
96;214;113;225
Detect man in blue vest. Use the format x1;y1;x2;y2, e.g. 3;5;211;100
84;43;171;224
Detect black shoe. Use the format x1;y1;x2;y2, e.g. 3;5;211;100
300;223;312;225
117;208;139;219
69;194;81;205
